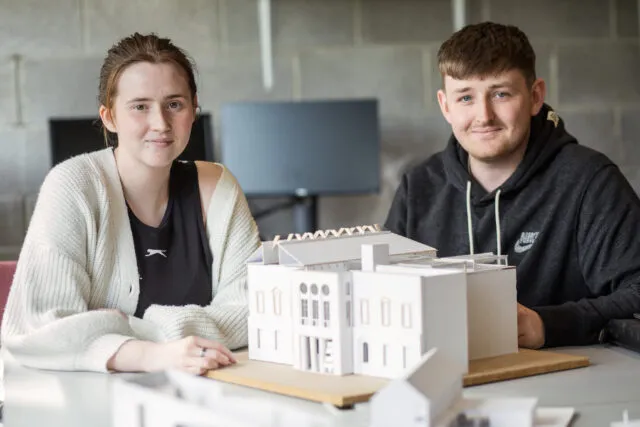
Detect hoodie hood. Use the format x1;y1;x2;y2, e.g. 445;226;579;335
442;103;577;205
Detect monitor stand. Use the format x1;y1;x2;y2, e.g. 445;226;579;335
292;195;318;234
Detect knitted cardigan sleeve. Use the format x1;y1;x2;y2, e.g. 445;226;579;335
141;166;260;350
0;161;136;372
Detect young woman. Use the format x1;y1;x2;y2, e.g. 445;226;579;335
1;33;260;374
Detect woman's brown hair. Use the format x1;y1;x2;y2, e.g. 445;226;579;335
98;32;198;146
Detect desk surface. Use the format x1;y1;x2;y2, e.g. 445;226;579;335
4;345;640;427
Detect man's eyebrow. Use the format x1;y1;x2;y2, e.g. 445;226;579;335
487;81;513;89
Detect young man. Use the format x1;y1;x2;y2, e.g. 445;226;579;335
385;22;640;349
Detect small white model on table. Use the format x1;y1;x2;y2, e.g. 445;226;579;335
370;346;577;427
246;225;518;379
370;347;551;427
612;411;640;427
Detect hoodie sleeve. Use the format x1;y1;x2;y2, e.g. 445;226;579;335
533;164;640;347
384;174;408;236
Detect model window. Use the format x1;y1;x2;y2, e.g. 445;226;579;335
311;284;318;295
360;299;369;325
402;346;407;369
301;299;309;322
381;298;391;327
363;342;369;363
382;344;388;366
323;301;330;326
272;288;282;316
300;283;308;294
322;284;330;296
401;303;412;328
312;300;319;321
256;291;265;314
304;336;311;369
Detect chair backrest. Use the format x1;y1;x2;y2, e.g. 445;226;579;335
0;261;17;325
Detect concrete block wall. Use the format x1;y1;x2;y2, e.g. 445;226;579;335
0;0;639;257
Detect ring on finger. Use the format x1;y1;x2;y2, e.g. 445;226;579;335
200;347;206;358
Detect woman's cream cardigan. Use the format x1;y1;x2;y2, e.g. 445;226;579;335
1;148;260;372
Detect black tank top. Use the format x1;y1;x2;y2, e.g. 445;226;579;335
129;161;213;318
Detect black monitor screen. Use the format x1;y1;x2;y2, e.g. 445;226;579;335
49;114;214;167
220;99;380;196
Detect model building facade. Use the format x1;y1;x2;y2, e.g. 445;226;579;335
247;225;517;379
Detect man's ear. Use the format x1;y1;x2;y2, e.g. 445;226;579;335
437;89;453;125
530;78;547;116
99;105;117;133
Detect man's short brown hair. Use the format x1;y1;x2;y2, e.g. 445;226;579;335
437;22;536;87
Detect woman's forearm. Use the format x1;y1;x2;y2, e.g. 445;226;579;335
106;339;160;372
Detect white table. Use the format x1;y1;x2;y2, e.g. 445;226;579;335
4;345;640;427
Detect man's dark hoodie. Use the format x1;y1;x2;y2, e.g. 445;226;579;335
385;104;640;347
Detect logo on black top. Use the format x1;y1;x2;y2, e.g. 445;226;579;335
514;232;539;254
145;249;168;258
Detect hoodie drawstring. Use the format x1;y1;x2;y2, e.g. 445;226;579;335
465;181;502;257
495;189;502;257
466;181;475;255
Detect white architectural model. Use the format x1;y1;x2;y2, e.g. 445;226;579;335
375;259;517;361
247;225;518;379
109;225;573;427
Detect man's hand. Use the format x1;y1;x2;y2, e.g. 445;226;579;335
518;303;545;349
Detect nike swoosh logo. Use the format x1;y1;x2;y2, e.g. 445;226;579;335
514;241;533;254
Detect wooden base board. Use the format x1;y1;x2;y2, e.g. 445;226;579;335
465;349;589;386
206;349;590;408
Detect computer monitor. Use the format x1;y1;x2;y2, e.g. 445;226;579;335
220;99;380;197
48;114;214;167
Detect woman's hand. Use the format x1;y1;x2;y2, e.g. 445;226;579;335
149;336;237;375
107;336;237;374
